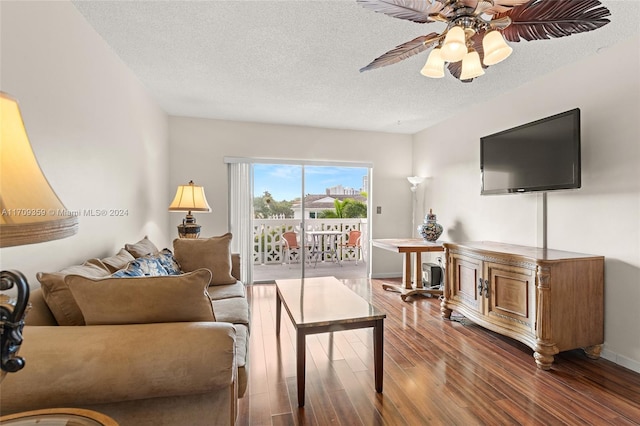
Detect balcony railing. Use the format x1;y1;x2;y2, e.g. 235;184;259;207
253;218;367;265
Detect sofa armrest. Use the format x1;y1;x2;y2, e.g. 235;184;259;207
231;253;241;281
0;322;237;413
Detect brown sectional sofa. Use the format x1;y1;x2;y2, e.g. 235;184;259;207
0;234;249;426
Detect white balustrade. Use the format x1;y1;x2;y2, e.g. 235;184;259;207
252;218;367;265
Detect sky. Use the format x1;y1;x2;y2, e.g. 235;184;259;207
253;164;367;201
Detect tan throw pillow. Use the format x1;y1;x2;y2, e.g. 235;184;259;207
173;233;236;285
125;236;159;258
65;269;215;325
37;261;112;326
101;248;136;273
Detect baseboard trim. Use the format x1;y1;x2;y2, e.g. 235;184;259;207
371;272;402;279
601;347;640;374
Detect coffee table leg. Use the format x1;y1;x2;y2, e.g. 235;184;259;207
374;319;384;393
297;328;306;407
276;291;281;336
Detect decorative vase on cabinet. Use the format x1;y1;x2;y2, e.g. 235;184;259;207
418;209;443;242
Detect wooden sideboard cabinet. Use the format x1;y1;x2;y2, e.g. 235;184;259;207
441;241;604;370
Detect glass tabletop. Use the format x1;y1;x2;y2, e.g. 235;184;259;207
276;276;385;328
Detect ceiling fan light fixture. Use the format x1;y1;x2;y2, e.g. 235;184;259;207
357;0;611;82
460;49;485;80
440;26;467;62
420;48;445;78
482;30;513;66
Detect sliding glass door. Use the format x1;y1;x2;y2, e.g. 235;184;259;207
226;157;371;284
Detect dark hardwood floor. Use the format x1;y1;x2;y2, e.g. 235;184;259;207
238;278;640;425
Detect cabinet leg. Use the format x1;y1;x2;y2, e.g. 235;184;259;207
583;344;602;360
533;351;554;370
440;299;452;319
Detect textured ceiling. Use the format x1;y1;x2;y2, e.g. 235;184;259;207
72;1;639;134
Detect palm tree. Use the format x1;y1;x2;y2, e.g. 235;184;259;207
319;198;366;219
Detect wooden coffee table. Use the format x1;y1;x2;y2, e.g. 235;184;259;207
275;276;386;407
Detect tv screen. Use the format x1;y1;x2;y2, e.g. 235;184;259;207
480;108;581;195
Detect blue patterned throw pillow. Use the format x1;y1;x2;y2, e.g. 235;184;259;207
111;262;145;277
154;249;182;275
111;256;168;277
134;256;169;276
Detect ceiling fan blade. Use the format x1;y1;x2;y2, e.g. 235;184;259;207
360;33;442;72
474;1;495;15
497;0;611;42
356;0;445;23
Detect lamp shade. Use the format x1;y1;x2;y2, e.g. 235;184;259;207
0;92;78;247
440;26;467;62
420;48;445;78
460;49;485;80
482;30;513;66
168;181;211;212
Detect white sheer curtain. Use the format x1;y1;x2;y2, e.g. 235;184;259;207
227;161;253;284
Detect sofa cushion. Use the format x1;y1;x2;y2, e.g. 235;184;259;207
234;324;249;368
65;269;216;325
125;235;159;258
173;233;236;285
234;323;249;398
211;297;249;325
101;248;136;273
207;281;246;300
23;289;58;326
37;261;112;326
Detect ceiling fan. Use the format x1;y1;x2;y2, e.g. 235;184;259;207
358;0;611;82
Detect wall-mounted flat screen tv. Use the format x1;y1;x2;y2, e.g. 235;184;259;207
480;108;581;195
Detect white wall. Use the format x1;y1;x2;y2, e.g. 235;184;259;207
168;117;413;277
0;1;170;286
412;36;640;372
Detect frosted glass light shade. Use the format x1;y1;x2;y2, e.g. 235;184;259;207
0;92;78;247
169;181;212;212
407;176;425;186
460;50;485;80
420;49;445;78
482;30;513;66
440;27;467;62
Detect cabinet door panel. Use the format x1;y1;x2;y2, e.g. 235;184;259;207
486;262;535;333
451;254;482;314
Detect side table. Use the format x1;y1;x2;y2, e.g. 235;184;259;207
372;238;444;301
0;408;118;426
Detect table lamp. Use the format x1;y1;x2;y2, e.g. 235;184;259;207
168;180;211;238
0;92;79;381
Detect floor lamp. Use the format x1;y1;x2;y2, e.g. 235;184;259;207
1;92;79;381
407;176;425;237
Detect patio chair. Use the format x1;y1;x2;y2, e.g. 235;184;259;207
281;231;309;267
338;230;362;265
